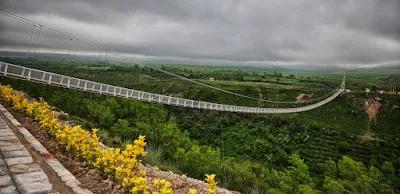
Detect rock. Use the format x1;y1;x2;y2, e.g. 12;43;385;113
87;169;97;176
296;93;313;103
13;171;53;194
102;179;112;185
9;163;41;174
13;90;31;101
54;111;69;120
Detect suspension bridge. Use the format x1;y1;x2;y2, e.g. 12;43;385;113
0;61;345;114
0;9;345;114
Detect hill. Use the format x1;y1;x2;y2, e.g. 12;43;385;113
0;57;399;193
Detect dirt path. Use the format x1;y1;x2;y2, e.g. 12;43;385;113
361;98;382;140
364;99;382;121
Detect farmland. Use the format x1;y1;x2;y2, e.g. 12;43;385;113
0;56;399;193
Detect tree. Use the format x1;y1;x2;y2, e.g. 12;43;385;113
381;161;395;177
288;74;296;79
337;141;350;153
266;153;316;193
173;144;222;178
286;153;313;185
110;119;138;139
323;158;338;178
322;177;345;194
338;156;366;180
87;102;115;128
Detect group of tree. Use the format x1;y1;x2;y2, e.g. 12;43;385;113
0;57;399;193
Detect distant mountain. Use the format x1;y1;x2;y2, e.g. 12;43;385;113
0;51;97;61
1;51;398;74
346;64;400;74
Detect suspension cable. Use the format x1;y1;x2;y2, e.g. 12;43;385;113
0;9;344;105
73;39;78;60
67;38;73;60
26;25;35;57
33;25;42;53
97;49;101;61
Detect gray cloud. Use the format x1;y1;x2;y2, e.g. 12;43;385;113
0;0;399;67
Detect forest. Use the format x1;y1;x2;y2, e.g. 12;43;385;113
0;57;399;193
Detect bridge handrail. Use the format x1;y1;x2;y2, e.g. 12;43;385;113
0;61;344;114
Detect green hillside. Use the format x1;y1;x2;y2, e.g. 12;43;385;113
1;57;399;193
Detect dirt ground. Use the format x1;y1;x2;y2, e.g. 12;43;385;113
361;98;382;140
296;93;313;103
364;98;382;121
142;164;238;194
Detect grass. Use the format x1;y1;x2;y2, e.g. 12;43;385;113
142;145;182;174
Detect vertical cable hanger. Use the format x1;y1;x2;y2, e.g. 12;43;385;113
105;50;108;64
26;25;36;57
73;39;78;61
33;25;42;54
66;38;73;61
97;49;101;62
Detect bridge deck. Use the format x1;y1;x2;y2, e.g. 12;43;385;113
0;61;344;114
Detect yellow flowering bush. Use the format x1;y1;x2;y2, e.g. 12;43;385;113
0;84;153;193
0;84;210;194
55;126;100;164
153;179;173;194
0;85;13;102
131;177;150;194
205;174;217;194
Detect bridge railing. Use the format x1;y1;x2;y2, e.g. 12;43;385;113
0;61;343;114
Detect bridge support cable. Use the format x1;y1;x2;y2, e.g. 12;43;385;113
73;39;78;60
33;25;42;54
66;38;73;60
0;9;342;105
97;49;101;62
26;25;36;57
0;61;344;114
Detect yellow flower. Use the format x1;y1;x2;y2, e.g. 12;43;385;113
153;179;173;194
1;84;216;194
188;189;197;194
205;174;217;194
131;177;150;194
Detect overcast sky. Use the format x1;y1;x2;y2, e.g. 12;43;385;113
0;0;399;67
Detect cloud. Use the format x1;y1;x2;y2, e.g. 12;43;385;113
0;0;399;67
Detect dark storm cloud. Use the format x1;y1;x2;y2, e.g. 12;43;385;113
0;0;399;67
